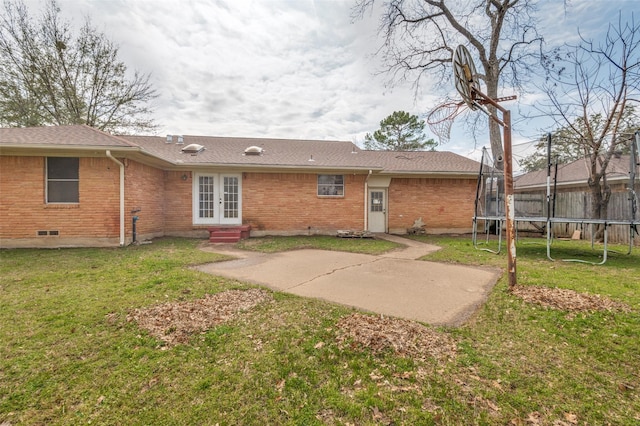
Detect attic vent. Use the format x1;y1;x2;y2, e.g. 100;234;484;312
177;135;184;144
181;144;205;155
166;135;173;143
244;146;263;156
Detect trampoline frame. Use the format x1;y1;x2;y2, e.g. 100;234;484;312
472;131;640;265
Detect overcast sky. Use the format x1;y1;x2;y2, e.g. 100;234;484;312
22;0;639;158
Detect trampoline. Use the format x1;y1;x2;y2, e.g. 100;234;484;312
472;131;640;265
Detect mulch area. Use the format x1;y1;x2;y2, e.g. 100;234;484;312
335;312;458;362
127;288;273;346
511;285;632;313
126;285;631;352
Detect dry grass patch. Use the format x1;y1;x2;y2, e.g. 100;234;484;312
127;288;272;346
335;312;457;362
511;285;632;313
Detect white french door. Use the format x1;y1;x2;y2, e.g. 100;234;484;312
193;173;242;225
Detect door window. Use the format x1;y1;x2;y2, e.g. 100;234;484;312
370;191;384;212
223;176;239;219
198;175;216;219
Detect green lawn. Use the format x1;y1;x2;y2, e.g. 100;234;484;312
1;236;638;425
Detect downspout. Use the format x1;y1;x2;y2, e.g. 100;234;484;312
364;170;372;230
106;150;125;246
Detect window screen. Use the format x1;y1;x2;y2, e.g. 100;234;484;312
47;157;79;203
317;175;344;196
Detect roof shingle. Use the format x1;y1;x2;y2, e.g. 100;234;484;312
515;155;633;189
0;125;136;148
1;125;481;174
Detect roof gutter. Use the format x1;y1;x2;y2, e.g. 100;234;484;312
0;143;140;152
106;150;125;247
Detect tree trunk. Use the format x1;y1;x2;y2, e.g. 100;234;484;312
484;66;504;171
588;176;611;242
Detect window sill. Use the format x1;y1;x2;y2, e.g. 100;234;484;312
45;203;80;209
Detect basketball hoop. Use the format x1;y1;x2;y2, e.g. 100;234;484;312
453;45;480;110
424;45;480;143
426;100;467;143
450;44;518;288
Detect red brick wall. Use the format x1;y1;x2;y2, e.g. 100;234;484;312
164;171;196;234
388;177;476;232
242;172;366;233
124;160;166;239
0;156;120;245
1;154;476;246
0;156;172;246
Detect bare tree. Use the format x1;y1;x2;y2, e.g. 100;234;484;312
520;106;639;172
353;0;544;167
0;0;157;133
538;13;640;235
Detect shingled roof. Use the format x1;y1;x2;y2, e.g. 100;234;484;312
515;155;634;189
0;124;136;148
1;125;480;175
121;135;376;170
361;150;481;174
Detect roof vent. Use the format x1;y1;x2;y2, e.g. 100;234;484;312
244;145;263;156
177;135;184;144
181;143;205;155
166;135;173;143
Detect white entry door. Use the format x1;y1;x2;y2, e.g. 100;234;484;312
368;188;386;233
193;173;242;225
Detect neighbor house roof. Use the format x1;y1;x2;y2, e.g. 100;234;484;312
1;125;480;175
515;155;634;190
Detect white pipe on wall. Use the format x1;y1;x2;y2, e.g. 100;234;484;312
364;169;372;230
106;150;125;246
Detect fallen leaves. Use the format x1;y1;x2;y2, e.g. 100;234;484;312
127;288;272;346
511;285;631;313
510;411;580;426
335;312;457;362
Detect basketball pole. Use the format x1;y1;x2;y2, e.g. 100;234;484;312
473;91;517;289
452;45;516;288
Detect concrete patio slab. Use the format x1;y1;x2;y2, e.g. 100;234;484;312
197;236;501;326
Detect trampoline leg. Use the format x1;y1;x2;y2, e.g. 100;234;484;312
546;221;555;261
602;225;608;264
472;218;479;249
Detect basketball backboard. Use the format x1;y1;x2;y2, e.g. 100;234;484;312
453;45;479;110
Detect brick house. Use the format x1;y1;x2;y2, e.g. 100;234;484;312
0;125;481;248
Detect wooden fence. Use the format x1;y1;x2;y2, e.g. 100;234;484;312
478;191;640;245
507;191;639;245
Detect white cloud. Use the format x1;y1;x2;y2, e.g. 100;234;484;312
19;0;637;157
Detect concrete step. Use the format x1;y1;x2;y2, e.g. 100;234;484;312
209;231;241;243
208;225;251;243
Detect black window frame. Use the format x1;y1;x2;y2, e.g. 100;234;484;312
46;157;79;203
317;174;344;197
